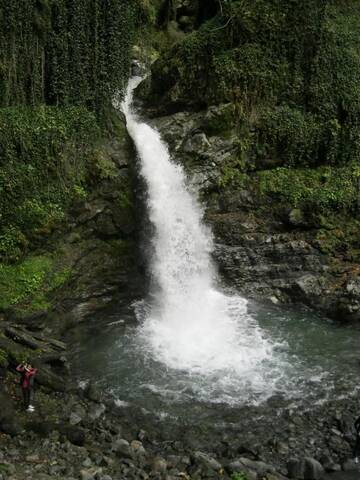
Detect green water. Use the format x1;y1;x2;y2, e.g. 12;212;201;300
69;299;360;428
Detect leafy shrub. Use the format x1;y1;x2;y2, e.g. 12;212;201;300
256;107;325;167
0;254;72;313
0;256;52;309
0;226;28;262
258;164;360;213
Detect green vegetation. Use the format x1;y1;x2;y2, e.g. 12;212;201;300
315;218;360;261
0;254;71;314
0;2;149;316
150;1;360;177
0;1;148;263
0;106;99;261
231;473;248;480
258;164;360;214
148;0;360;248
0;0;138;115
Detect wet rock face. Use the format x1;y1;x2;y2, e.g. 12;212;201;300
147;106;360;321
51;124;144;329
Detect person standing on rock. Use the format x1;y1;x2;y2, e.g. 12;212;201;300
354;416;360;463
16;362;37;412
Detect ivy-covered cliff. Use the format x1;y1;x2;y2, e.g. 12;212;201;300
0;0;145;319
138;0;359;320
0;0;138;111
147;1;360;170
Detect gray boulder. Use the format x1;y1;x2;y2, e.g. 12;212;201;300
239;457;276;476
0;391;22;436
88;403;106;421
288;458;324;480
342;459;358;471
84;382;102;403
61;425;86;446
227;459;257;480
320;455;341;473
151;456;167;474
192;451;221;471
113;438;133;459
303;457;324;479
287;459;305;479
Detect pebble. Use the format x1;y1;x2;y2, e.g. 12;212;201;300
25;454;40;462
82;457;92;468
152;456;168;473
113;438;133;458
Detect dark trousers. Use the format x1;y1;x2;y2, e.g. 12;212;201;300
22;387;32;408
354;435;360;457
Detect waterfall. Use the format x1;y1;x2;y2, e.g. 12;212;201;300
121;77;277;399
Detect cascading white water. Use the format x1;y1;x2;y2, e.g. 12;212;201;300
121;77;280;401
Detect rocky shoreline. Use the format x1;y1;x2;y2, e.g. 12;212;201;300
1;319;360;480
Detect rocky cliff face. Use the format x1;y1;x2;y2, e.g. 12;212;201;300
1;116;145;334
145;108;359;322
51;128;145;330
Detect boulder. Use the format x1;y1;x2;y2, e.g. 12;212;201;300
84;382;102;403
69;411;84;426
320;455;341;473
192;451;222;471
26;421;57;436
34;365;67;392
5;326;46;350
80;467;102;480
294;275;325;299
88;403;106;421
227;459;257;480
287;458;324;480
287;459;305;479
238;457;276;476
113;438;133;459
303;457;324;479
61;425;86;446
130;440;147;459
151;457;167;474
0;419;23;436
0;391;22;436
342;459;358;471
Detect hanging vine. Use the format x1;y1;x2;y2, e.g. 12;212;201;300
0;0;139;115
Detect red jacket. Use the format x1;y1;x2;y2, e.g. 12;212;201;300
16;365;38;389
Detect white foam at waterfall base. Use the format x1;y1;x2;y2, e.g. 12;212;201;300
120;77;283;402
